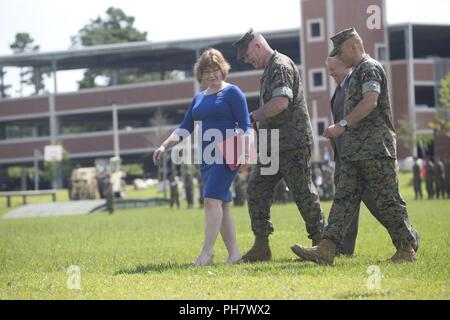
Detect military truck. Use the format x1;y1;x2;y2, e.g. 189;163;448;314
70;157;126;202
70;167;98;200
95;157;126;199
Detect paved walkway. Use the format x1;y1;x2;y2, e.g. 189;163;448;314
2;200;106;219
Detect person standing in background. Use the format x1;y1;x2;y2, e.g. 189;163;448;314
444;155;450;198
434;159;446;199
184;172;194;209
412;157;423;200
169;171;180;209
425;156;435;199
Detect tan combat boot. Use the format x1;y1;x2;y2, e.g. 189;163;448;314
312;238;321;246
290;239;337;265
295;238;322;262
389;244;416;263
242;235;272;263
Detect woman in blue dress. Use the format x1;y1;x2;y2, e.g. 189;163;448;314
153;48;251;265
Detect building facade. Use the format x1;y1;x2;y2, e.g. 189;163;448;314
300;0;450;161
0;0;449;189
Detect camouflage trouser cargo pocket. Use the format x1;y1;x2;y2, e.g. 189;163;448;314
247;147;324;239
324;158;417;249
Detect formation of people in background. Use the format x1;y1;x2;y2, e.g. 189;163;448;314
165;169;209;210
165;153;450;211
413;156;450;200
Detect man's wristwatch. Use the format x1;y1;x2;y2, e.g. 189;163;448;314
338;119;349;131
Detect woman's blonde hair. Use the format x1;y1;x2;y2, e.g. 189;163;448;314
194;48;231;82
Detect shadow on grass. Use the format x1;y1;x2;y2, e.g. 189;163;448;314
335;289;393;299
115;258;322;276
243;258;321;271
115;262;194;275
252;258;359;275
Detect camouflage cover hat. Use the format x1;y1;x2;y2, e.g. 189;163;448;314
329;27;359;57
232;28;255;60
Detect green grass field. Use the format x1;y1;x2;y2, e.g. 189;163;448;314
0;173;449;300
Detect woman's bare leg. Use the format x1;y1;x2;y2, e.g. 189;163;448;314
194;197;223;265
221;202;242;263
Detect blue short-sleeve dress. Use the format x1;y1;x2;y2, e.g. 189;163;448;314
178;84;250;202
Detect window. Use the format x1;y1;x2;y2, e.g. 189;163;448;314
308;68;327;92
311;23;321;37
313;72;323;87
375;43;387;61
389;29;406;60
318;121;326;136
307;18;324;43
59;112;112;135
415;85;436;108
316;117;329;137
0;119;49;140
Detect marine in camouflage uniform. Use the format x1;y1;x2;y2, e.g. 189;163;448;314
412;158;423;200
321;162;334;201
183;172;194;209
326;58;385;256
291;27;419;265
232;29;324;262
434;160;445;199
425;158;435;199
445;157;450;198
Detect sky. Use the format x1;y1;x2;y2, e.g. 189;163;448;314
0;0;449;95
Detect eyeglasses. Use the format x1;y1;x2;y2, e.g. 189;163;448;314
202;68;221;77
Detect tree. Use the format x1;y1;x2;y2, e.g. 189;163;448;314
429;72;450;137
121;163;144;177
397;119;415;151
77;70;102;89
10;33;39;54
6;166;44;190
72;7;161;88
397;119;433;156
10;33;46;95
73;7;147;46
148;109;170;145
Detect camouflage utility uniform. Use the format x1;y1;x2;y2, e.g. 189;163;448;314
434;161;445;199
247;51;324;241
412;162;423;200
330;72;383;255
445;159;450;198
323;55;418;250
425;161;435;199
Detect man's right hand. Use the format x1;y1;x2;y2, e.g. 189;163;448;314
153;146;166;165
